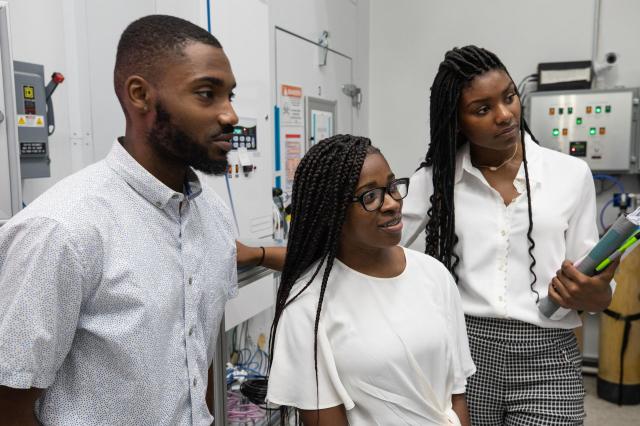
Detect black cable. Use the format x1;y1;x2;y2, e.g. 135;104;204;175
240;376;269;406
517;73;537;94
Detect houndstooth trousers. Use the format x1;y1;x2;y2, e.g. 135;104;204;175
465;316;586;426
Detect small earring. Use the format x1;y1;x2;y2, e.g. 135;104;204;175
143;104;148;112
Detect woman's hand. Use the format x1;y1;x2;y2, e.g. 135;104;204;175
235;241;286;271
547;259;619;312
300;405;348;426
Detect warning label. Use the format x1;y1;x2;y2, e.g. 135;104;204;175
17;114;45;128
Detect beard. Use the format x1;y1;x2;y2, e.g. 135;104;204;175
147;102;230;175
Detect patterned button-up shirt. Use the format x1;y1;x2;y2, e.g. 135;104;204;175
0;140;237;425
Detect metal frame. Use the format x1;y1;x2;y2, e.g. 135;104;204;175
211;266;275;425
0;1;21;226
305;96;337;150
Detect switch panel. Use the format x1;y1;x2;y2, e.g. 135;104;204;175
527;88;638;172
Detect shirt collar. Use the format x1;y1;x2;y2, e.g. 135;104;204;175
454;133;543;189
105;139;203;209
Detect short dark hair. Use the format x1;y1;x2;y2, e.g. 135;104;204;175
114;14;222;100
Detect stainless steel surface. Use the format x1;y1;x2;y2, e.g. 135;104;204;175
527;88;639;173
212;265;276;425
237;265;274;289
212;317;228;425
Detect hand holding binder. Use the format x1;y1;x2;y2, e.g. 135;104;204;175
538;206;640;320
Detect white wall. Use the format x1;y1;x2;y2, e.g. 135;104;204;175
369;0;640;177
597;0;640;89
269;0;370;136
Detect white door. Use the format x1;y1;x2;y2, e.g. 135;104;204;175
274;27;354;192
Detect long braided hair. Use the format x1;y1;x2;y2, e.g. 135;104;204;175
422;45;540;300
269;134;378;415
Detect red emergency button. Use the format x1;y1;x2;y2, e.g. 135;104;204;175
52;72;65;84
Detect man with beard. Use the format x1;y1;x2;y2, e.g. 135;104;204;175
0;15;252;425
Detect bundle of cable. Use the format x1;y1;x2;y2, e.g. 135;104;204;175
227;390;266;425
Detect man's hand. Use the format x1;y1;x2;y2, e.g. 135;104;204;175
0;386;42;426
547;259;619;312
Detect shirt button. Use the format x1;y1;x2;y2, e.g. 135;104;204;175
188;277;193;286
193;377;197;387
188;326;194;336
501;229;507;236
155;201;162;207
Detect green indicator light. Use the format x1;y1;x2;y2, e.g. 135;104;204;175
568;107;573;114
589;127;597;135
233;128;242;134
576;117;583;125
595;106;602;113
552;128;560;136
558;107;564;115
605;105;611;113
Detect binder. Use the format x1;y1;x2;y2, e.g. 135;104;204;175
538;207;640;320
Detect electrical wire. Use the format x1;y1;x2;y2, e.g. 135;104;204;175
224;173;241;235
517;73;538;94
599;198;615;231
240;377;269;407
593;174;625;193
227;390;267;423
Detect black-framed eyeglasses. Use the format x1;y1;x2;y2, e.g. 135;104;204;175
352;178;410;212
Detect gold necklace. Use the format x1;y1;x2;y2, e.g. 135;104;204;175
474;144;518;171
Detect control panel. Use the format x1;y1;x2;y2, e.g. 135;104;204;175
200;115;273;240
231;118;257;150
527;88;639;172
14;61;49;178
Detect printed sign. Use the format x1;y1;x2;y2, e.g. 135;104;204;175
17;114;45;128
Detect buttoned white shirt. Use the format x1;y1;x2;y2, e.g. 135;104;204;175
0;140;237;425
401;135;598;329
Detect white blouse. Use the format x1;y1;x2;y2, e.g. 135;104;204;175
401;135;599;329
267;247;476;425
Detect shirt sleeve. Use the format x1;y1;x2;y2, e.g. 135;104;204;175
401;167;433;250
565;162;599;264
0;217;85;389
208;189;239;299
444;272;476;395
266;290;353;411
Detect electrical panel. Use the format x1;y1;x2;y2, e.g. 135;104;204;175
14;61;50;178
231;118;257;150
527;88;639;173
200;113;273;241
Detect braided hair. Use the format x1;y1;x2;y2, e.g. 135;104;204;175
269;134;378;419
422;45;540;300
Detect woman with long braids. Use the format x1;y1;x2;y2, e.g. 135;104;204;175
266;135;476;425
402;45;619;425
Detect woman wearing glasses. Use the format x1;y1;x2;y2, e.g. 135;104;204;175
266;134;475;426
